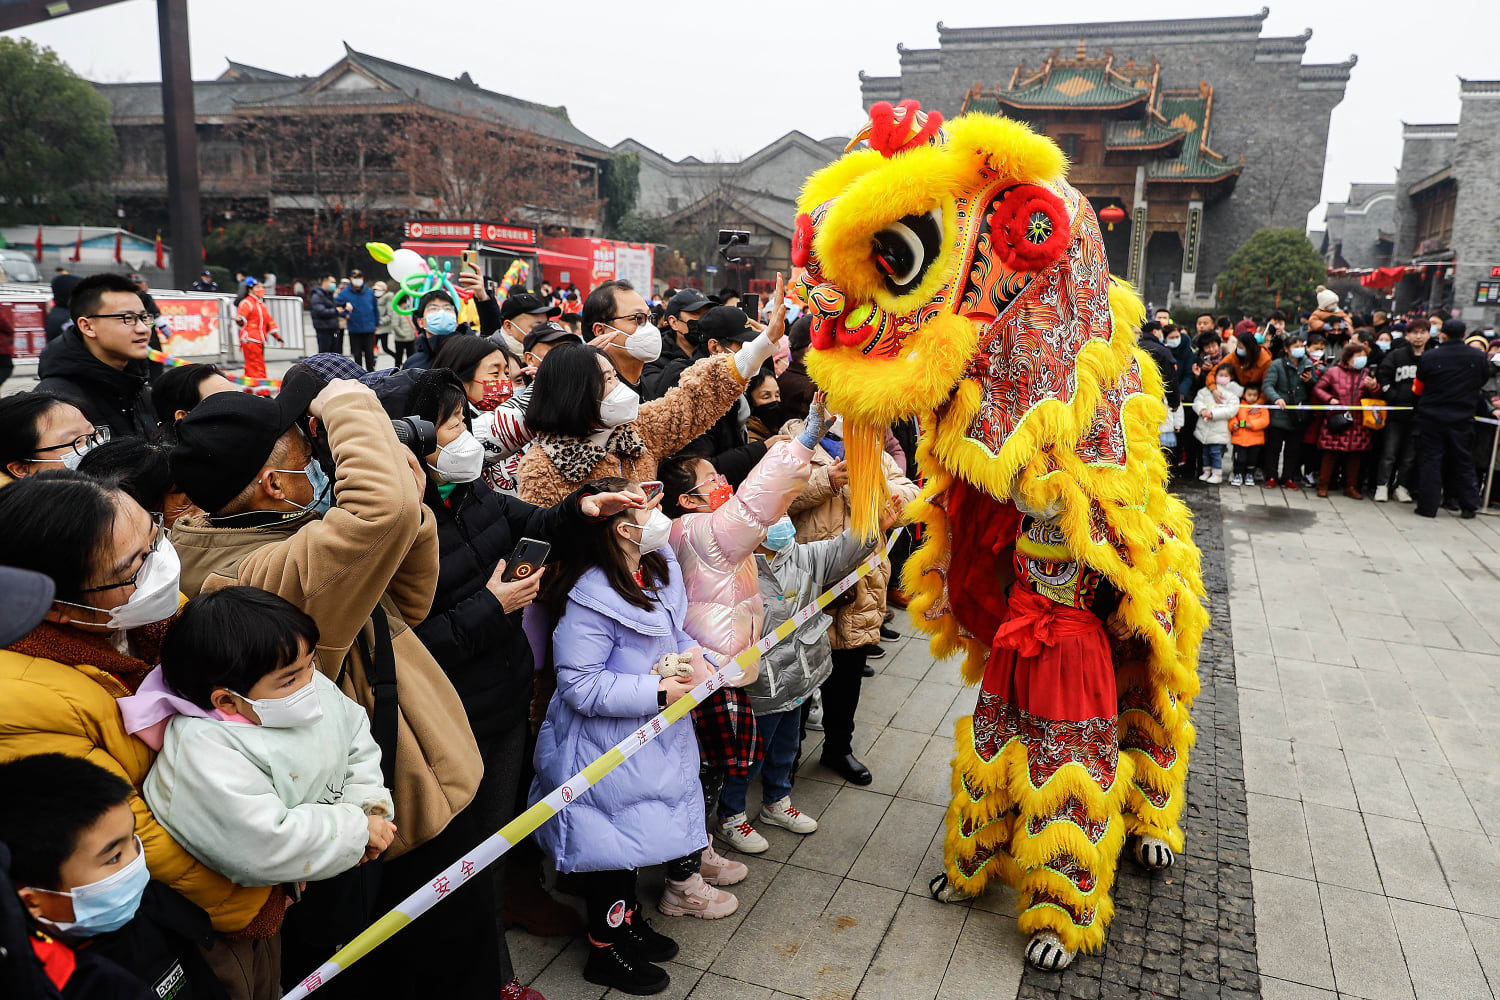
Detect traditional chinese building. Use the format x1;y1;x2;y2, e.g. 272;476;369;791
859;9;1355;310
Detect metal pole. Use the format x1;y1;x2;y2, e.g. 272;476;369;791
156;0;202;290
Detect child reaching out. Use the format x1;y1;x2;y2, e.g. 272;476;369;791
1229;384;1271;486
119;586;395;888
1192;363;1243;485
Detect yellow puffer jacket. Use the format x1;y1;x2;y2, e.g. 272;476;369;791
0;644;271;933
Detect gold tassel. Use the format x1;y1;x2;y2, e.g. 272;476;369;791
845;420;888;540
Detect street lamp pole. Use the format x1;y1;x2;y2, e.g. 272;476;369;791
156;0;202;290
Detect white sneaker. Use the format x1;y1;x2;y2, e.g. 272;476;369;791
805;692;824;731
1395;485;1413;503
716;812;769;854
759;797;818;834
1198;468;1212;482
1374;485;1389;502
1208;469;1223;484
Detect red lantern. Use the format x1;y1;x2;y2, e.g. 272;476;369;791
1097;205;1127;231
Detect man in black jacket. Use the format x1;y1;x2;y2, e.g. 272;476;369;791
642;288;712;399
1412;319;1488;518
672;305;773;486
1374;321;1429;502
1137;321;1181;409
309;275;342;355
34;274;158;439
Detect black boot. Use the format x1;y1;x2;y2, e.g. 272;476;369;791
618;906;679;962
583;940;669;996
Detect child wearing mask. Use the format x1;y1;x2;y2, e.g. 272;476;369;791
119;587;396;891
1193;363;1242;484
0;754;224;1000
717;499;899;853
1229;384;1270;486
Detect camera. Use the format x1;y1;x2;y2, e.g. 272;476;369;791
718;229;751;264
390;416;437;458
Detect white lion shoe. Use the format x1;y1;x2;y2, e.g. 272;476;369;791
927;873;972;904
1134;835;1176;871
1026;931;1075;971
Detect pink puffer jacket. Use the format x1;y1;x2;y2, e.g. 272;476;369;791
669;440;814;658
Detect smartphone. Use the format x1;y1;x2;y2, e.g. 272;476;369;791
640;480;663;503
741;293;760;318
500;537;551;583
461;249;480;274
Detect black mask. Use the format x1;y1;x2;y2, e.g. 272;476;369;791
751;401;787;433
683;319;702;343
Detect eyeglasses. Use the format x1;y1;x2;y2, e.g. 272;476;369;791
34;424;111;457
609;312;651;327
87;312;155;327
77;512;164;594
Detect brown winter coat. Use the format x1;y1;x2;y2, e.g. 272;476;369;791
782;419;919;650
170;391;482;859
517;355;750;506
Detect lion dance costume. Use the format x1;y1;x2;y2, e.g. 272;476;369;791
793;102;1207;968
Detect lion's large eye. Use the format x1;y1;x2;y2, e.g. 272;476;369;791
871;208;943;296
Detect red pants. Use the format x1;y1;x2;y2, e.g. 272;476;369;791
240;340;265;380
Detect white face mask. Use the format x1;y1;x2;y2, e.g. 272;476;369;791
233;678;324;728
351;278;364;289
56;537;182;632
609;322;663;362
625;509;673;555
433;430;484;484
598;382;640;428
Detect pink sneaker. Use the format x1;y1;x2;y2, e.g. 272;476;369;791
699;844;748;886
657;873;739;919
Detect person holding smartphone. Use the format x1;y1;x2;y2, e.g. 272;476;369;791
376;367;643;997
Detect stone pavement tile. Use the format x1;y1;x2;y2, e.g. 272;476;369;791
1302;802;1382;893
1283;693;1342;749
527;939;607;1000
906;820;952;899
1258;976;1338;999
706;865;839;987
853;894;966;1000
1457;771;1500;839
1328;701;1395;759
896;735;956;807
1240;687;1291;741
1270;626;1316;661
1389;899;1492;1000
854;674;919;728
865;637;910;678
1363;814;1455;908
1406;675;1477;724
1293;743;1358;810
934;906;1027;1000
939;689;973;735
644;961;708;1000
1251;870;1335;991
1377;712;1447;764
1236;651;1282;693
1234;619;1274;654
1320;885;1416;1000
1446;619;1500;655
1276;656;1330;701
686;973;775;999
1345;635;1399;673
1429;718;1500;775
1316;665;1374;707
1247;792;1315;879
1425;825;1500;919
1309;632;1357;667
848;799;947;892
891;679;965;735
749;776;841;864
507;926;571;983
1344;751;1421;822
1338;610;1421;644
1460;912;1500;996
858;725;929;797
787;786;892;879
1396;760;1484;832
880;639;934;680
1243;735;1299;796
640;857;778;972
1363;671;1417;715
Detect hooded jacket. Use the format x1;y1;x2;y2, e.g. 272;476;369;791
169;392;482;858
1192;380;1242;445
34;329;157;439
309;286;340;333
668;440;813;659
530;547;708;872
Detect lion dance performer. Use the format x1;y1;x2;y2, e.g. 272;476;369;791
792;101;1207;971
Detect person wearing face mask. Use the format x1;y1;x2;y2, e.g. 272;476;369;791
1226;329;1270;393
400;288;478;372
0;753;229;1000
381;369;640;993
431;334;535;498
531;478;722;996
582;279;664;398
166;376;487;996
0;472;285;998
1411;319;1489;518
309;275;342;356
521;320;583;374
744;370;787;441
0;392;106;486
1373;320;1430;502
1311;342;1378;498
497;291;562;357
335;269;380;372
1260;333;1314;489
642;288;713;399
518;275;790;509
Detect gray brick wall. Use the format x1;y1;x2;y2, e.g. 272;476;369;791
1323;184;1396;268
1392;125;1458;261
1451;83;1500;328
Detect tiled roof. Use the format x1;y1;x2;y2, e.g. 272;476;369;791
1001;66;1150;110
1105;119;1185;150
1146;89;1241;182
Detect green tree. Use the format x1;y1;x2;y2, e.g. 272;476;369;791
601;152;640;236
0;38;116;224
1214;227;1326;318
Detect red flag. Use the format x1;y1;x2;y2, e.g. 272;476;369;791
114;230;122;263
34;226;43;263
70;229;82;263
154;232;164;270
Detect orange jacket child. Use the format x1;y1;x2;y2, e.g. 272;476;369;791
1230;401;1269;447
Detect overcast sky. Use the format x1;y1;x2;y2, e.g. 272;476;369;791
6;0;1497;229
